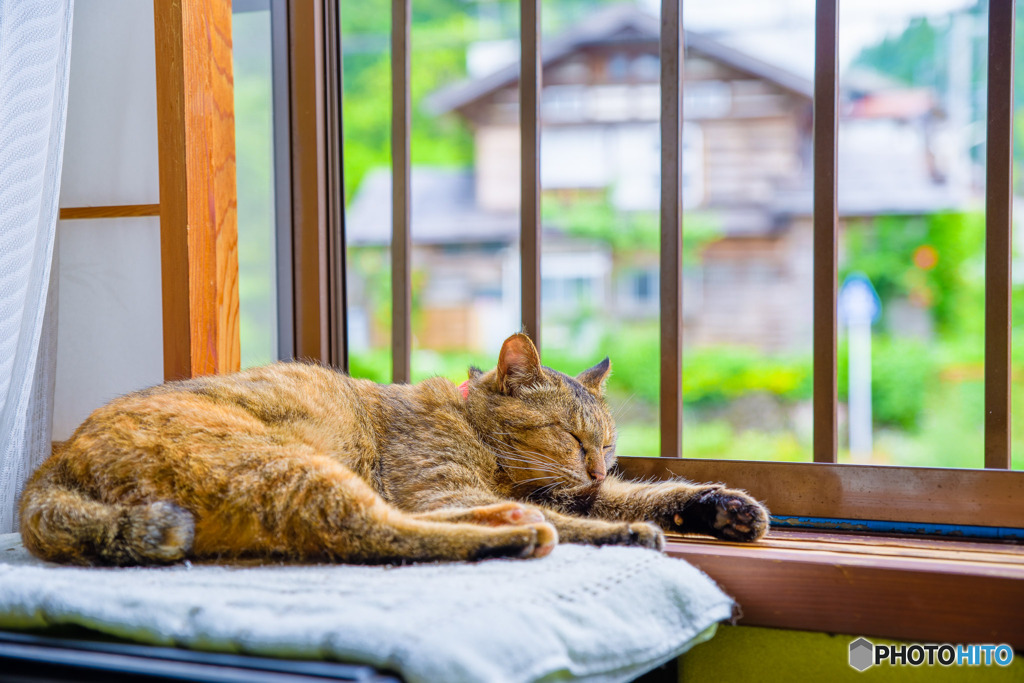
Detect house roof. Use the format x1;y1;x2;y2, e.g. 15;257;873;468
426;4;812;117
347;127;967;248
773;118;968;218
346;168;519;247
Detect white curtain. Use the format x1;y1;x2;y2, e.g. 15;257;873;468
0;0;74;533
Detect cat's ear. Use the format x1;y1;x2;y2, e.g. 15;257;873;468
578;357;611;395
468;366;483;379
496;334;543;395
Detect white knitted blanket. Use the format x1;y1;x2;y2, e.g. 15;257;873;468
0;533;732;682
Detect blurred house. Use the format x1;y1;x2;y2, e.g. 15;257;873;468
346;4;970;355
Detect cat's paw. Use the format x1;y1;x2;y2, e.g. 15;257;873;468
527;522;558;558
125;501;195;563
673;487;769;542
586;521;664;550
624;521;665;551
473;522;558;560
473;502;546;527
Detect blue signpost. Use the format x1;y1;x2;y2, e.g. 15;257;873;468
838;273;881;461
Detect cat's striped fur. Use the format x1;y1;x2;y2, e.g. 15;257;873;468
19;334;768;565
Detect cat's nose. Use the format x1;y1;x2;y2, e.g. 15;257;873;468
588;469;605;483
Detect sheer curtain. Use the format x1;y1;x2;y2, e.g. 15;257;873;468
0;0;74;533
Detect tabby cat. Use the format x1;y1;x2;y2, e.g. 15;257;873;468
20;333;769;566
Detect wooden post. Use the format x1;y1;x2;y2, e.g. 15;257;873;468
154;0;240;380
659;0;683;458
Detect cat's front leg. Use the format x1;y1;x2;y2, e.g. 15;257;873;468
594;477;770;542
415;500;662;551
538;508;664;551
664;484;769;542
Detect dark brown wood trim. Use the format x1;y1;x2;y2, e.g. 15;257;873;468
665;532;1024;648
812;0;838;463
270;0;295;361
288;0;330;364
59;204;161;220
520;0;541;348
616;456;1024;528
659;0;683;459
324;0;348;372
153;0;240;381
985;0;1015;470
391;0;412;382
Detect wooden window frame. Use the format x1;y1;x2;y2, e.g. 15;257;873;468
277;0;1024;647
272;0;347;368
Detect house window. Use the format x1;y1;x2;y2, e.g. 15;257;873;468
618;268;658;311
631;54;660;82
681;122;704;207
683;80;732;119
542;85;586;121
607;53;629;81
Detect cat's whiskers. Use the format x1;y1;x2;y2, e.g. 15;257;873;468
484;437;564;468
531;480;564;499
488;443;567;472
497;461;562;475
513;474;561;488
611;392;637;419
496;453;573;477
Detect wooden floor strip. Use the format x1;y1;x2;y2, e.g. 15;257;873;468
666;531;1024;566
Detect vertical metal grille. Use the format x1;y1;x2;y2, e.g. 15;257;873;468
520;0;542;347
985;0;1015;470
659;0;683;459
391;0;412;383
359;0;1017;470
812;0;839;464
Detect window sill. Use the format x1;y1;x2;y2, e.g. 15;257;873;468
664;529;1024;647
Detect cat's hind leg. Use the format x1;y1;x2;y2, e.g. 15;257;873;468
195;452;557;563
20;482;194;566
411;501;546;527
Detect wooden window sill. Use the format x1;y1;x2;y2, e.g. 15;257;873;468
664;529;1024;647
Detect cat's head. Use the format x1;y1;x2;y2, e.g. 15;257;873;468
465;333;616;499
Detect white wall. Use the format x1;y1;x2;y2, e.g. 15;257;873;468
53;1;163;439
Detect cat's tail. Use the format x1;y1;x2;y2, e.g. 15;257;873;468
19;482;194;566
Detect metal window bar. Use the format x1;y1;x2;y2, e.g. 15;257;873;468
391;0;412;383
986;0;1015;470
813;0;839;464
520;0;542;346
660;0;683;459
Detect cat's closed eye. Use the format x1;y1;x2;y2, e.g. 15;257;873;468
569;434;586;459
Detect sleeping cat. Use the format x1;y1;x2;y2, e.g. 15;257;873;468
19;333;769;566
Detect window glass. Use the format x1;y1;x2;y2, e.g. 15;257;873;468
232;1;278;368
837;0;988;468
335;0;1014;470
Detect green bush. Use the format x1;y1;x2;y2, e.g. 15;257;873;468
682;347;812;407
838;336;936;431
574;325;812;409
